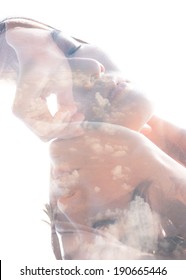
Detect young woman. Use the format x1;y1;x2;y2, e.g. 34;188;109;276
0;17;186;259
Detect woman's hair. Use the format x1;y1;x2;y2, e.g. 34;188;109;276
0;20;19;80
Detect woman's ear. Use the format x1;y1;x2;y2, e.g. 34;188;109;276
5;28;51;65
6;28;26;48
5;28;34;66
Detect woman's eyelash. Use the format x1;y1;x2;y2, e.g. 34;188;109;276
68;45;81;56
51;29;81;56
92;218;116;229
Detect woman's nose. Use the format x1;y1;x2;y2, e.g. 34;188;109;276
68;57;105;87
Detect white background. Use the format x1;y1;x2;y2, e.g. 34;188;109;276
1;0;186;260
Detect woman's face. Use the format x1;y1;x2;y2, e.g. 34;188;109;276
4;19;154;132
51;30;154;131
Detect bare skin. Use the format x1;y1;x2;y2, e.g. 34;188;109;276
49;123;186;259
1;18;186;259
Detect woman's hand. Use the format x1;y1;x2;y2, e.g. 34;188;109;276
50;122;186;237
142;115;186;167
